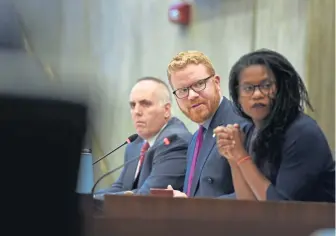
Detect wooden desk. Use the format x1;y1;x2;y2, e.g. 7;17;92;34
79;194;335;236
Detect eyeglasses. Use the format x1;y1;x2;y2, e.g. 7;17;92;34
173;75;214;99
238;80;275;97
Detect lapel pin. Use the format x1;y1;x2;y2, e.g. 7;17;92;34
164;138;170;145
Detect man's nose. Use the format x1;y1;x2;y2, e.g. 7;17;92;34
134;105;142;115
188;89;199;100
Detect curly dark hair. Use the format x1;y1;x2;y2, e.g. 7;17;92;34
228;49;313;179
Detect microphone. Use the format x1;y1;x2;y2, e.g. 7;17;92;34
91;155;140;194
92;133;138;165
91;135;174;196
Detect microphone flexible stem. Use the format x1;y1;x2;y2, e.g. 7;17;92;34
92;141;127;165
91;156;139;194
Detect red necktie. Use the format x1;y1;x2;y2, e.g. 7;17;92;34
139;142;149;168
134;142;150;179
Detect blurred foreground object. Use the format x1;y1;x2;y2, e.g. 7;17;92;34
0;73;89;236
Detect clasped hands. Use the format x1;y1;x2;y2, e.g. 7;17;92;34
213;123;249;164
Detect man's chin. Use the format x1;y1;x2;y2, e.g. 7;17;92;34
180;108;210;124
135;130;146;139
188;113;209;124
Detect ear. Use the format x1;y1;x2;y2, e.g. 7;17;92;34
164;103;171;118
213;75;221;89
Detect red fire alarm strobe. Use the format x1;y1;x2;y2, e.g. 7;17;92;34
168;2;191;25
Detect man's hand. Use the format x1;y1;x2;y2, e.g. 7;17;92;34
167;185;188;198
123;191;134;195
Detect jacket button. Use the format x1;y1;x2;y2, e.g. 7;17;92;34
207;177;213;184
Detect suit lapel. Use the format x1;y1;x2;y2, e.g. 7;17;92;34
189;129;216;196
148;117;176;150
189;97;231;196
122;140;143;190
136;151;149;187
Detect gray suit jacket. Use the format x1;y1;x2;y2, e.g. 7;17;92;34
103;117;191;195
183;97;250;198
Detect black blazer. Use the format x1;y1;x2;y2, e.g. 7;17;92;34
244;113;335;202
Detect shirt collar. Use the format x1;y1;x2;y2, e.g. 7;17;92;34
145;123;168;147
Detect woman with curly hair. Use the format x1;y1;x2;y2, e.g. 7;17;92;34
214;49;335;202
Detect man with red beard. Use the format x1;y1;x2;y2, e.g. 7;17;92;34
166;51;249;198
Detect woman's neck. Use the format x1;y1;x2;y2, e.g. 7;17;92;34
253;119;263;130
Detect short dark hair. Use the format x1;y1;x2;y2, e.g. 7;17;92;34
228;48;313;178
136;77;172;103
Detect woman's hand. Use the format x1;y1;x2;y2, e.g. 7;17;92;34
213;124;249;162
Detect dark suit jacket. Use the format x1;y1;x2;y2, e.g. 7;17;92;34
102;117;191;195
183;97;249;198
